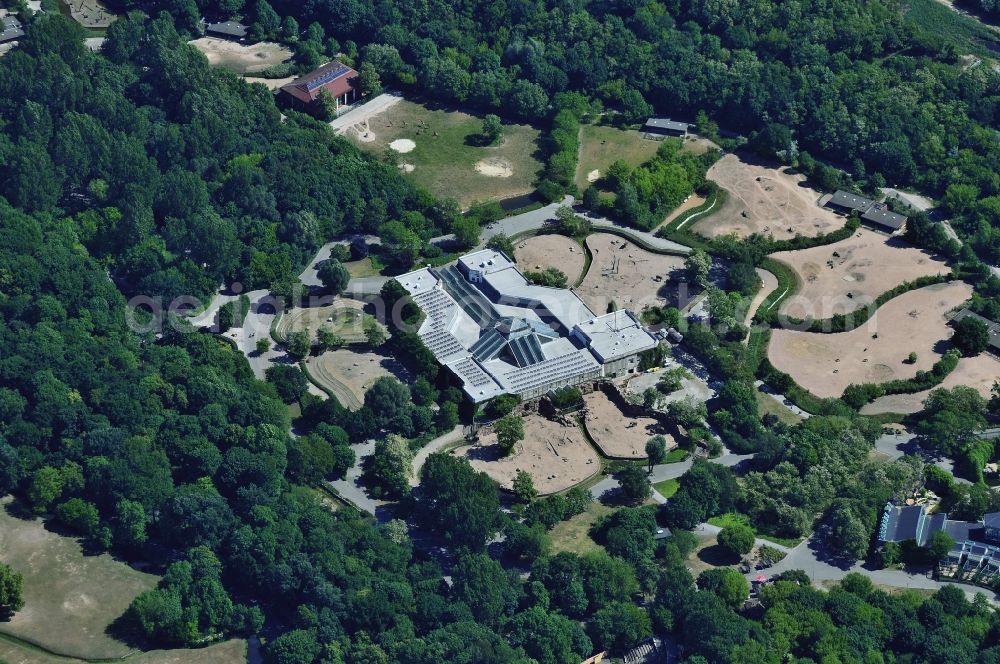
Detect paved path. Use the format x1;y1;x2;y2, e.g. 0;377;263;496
327;440;384;517
763;533;999;603
873;431;971;485
410;426;466;486
329;92;404;133
755;380;813;419
578;206;692;255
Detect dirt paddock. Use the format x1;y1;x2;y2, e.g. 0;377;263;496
773;229;950;319
694;153;845;240
861;352;1000;415
188;37;292;74
576;233;687;313
305;347;411;410
454;415;600;494
582;390;677;458
513;234;586;284
0;497;158;660
768;281;973;398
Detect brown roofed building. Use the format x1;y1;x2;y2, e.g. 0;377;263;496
279;61;359;115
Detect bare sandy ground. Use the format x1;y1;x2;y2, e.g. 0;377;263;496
577;233;686;313
695;153;845;240
455;415;600;494
514;234;586;284
582;390;677;458
658;194;706;229
305;347;411;410
773;229;951;320
188;37;291;74
861;353;1000;415
745;268;779;328
475;158;513;177
768;281;973;398
243;75;296;90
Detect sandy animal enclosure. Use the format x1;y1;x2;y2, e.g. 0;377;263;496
189;38;292;74
861;352;1000;415
576;233;686;313
305;347;411;410
768;281;973;398
456;415;600;494
0;497;158;660
514;234;586;284
582;390;677;458
694;153;846;240
773;229;951;320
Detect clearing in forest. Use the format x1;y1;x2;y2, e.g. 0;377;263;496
694;153;845;240
513;234;587;285
188;37;292;74
453;415;600;495
772;229;951;320
582;389;677;459
342;99;544;206
576;233;687;313
574;124;662;192
0;497;158;660
767;281;973;398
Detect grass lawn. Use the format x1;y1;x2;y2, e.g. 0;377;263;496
653;478;680;499
548;500;615;556
0;497;159;660
345;257;379;278
345;99;544;206
663;448;689;463
755;389;803;426
574;124;662;192
707;512;804;549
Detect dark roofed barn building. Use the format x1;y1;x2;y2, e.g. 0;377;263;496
950;309;1000;355
823;189;907;233
279;61;359;115
0;16;24;44
204;20;249;41
643;118;690;137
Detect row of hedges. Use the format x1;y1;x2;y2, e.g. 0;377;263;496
536;109;581;202
768;216;861;253
841;350;961;408
753;258;800;323
655;183;722;252
763;273;953;332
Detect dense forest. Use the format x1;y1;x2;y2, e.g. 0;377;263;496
5;4;1000;664
159;0;1000;264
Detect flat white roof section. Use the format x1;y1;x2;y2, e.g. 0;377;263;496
573;310;658;363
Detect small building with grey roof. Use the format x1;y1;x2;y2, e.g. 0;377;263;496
643;117;690;137
0;16;24;44
822;189;908;232
204;20;249;40
950;308;1000;355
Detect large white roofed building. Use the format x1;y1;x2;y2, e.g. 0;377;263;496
396;249;660;403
